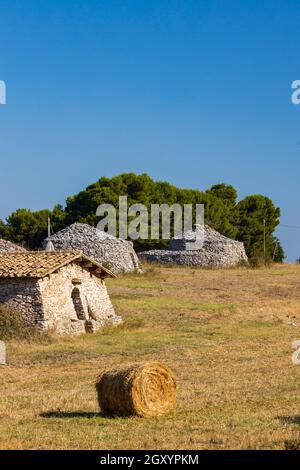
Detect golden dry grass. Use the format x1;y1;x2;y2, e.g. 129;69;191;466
1;263;300;449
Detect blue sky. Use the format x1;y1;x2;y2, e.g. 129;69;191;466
0;0;299;260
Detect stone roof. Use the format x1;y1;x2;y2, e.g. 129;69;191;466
44;223;142;273
0;239;27;253
139;225;248;268
0;251;116;279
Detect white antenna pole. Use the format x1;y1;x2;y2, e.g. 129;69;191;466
48;217;51;238
45;217;55;252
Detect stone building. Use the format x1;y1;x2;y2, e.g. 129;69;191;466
44;223;142;274
139;225;248;267
0;239;27;253
0;251;122;334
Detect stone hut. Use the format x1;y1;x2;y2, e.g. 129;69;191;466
0;239;27;253
0;251;122;334
44;223;142;274
139;225;248;267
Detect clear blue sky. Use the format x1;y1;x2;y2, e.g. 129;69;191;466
0;0;299;260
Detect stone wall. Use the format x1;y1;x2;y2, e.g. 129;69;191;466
139;246;247;267
0;278;43;325
0;263;122;335
139;225;248;268
38;263;122;334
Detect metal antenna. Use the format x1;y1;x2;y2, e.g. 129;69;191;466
48;217;51;238
45;217;55;252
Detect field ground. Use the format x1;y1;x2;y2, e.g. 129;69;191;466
1;263;300;449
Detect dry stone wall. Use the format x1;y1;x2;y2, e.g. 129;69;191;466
139;225;248;268
0;278;43;325
38;263;122;334
0;263;121;335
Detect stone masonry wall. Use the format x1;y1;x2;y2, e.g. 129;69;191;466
0;263;122;335
139;246;246;267
139;225;248;268
0;278;43;325
38;263;122;334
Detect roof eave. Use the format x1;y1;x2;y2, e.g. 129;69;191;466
42;252;117;279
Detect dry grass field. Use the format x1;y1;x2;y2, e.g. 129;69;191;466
1;263;300;450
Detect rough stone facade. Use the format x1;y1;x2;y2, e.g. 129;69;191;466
44;223;142;274
38;263;121;334
0;277;41;324
139;225;248;268
0;255;122;335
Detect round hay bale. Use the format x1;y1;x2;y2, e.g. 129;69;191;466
95;362;176;417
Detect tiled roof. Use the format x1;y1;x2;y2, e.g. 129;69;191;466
0;251;116;279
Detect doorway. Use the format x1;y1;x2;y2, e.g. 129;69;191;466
71;287;86;320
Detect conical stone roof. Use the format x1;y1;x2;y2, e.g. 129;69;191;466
0;239;27;253
139;225;248;267
43;223;142;274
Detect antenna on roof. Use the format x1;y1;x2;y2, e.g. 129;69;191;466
45;217;55;252
48;217;51;238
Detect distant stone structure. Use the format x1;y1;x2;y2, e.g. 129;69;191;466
168;224;205;251
44;223;142;274
0;239;27;253
0;251;122;335
139;225;248;267
0;341;6;365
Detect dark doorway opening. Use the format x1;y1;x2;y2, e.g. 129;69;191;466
71;287;86;320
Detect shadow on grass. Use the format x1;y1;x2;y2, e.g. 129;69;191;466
276;416;300;450
276;415;300;426
40;410;127;419
40;411;101;419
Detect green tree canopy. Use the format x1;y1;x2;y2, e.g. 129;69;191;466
0;173;285;262
5;209;52;250
206;184;237;208
236;195;283;263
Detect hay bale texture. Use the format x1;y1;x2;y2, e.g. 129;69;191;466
96;362;176;417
